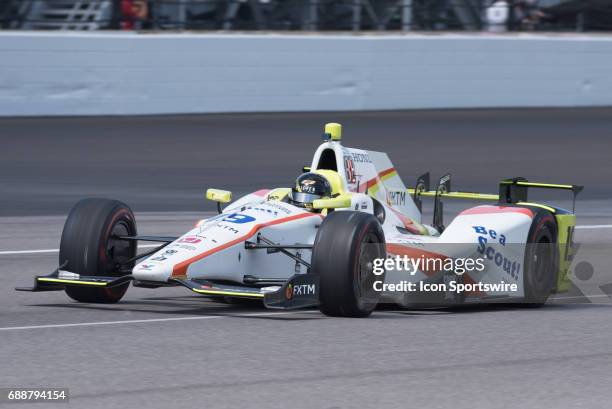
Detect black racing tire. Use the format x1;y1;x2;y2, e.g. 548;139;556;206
312;211;386;317
59;198;137;303
522;208;558;306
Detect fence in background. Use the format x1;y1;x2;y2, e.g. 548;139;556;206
2;0;612;32
0;31;611;116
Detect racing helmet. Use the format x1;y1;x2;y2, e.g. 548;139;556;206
289;172;332;210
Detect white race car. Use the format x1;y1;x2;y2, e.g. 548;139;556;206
18;123;582;317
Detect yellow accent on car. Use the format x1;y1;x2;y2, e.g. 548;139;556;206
38;277;107;286
312;194;352;210
314;169;345;196
190;288;264;298
407;189;499;201
442;192;499;201
511;181;575;190
555;213;577;293
267;188;291;202
324;122;342;141
516;202;557;213
206;188;232;204
369;169;398;197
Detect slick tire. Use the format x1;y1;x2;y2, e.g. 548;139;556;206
522;208;558;306
313;211;386;317
60;198;137;303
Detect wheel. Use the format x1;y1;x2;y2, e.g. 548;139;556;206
522;208;558;306
312;211;386;317
59;198;137;303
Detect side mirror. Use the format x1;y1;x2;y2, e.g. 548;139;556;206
206;188;232;213
312;195;352;210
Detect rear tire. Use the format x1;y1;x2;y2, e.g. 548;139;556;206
522;208;558;306
60;198;137;303
312;211;386;317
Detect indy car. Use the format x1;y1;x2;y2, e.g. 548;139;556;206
17;123;582;317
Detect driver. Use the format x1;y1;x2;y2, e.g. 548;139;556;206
288;172;332;211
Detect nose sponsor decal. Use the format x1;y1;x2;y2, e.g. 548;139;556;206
222;213;256;224
178;236;202;244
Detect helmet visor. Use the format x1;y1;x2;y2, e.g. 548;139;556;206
290;191;323;205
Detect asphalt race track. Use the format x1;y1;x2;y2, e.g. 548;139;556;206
2;107;612;216
1;108;612;409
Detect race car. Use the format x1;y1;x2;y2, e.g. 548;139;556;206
17;123;582;317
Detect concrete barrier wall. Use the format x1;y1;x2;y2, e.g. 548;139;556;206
0;31;611;116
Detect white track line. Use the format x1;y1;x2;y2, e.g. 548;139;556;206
552;294;611;301
0;311;311;332
0;249;58;255
1;225;610;256
0;244;160;256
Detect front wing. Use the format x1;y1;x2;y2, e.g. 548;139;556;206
16;268;320;310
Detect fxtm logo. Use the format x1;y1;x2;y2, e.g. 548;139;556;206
286;283;316;299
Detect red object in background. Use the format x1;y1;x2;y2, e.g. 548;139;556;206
121;0;136;30
121;0;148;30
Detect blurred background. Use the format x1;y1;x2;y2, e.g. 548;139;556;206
1;0;612;32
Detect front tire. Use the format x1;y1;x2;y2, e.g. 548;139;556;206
60;198;137;303
312;211;386;317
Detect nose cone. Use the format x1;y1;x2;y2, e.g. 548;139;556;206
132;260;173;282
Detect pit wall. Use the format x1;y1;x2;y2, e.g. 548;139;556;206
1;32;611;116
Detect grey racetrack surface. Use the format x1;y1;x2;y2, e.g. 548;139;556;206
1;108;612;409
2;107;612;216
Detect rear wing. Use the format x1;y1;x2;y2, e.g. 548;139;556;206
498;178;583;210
408;176;583;213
